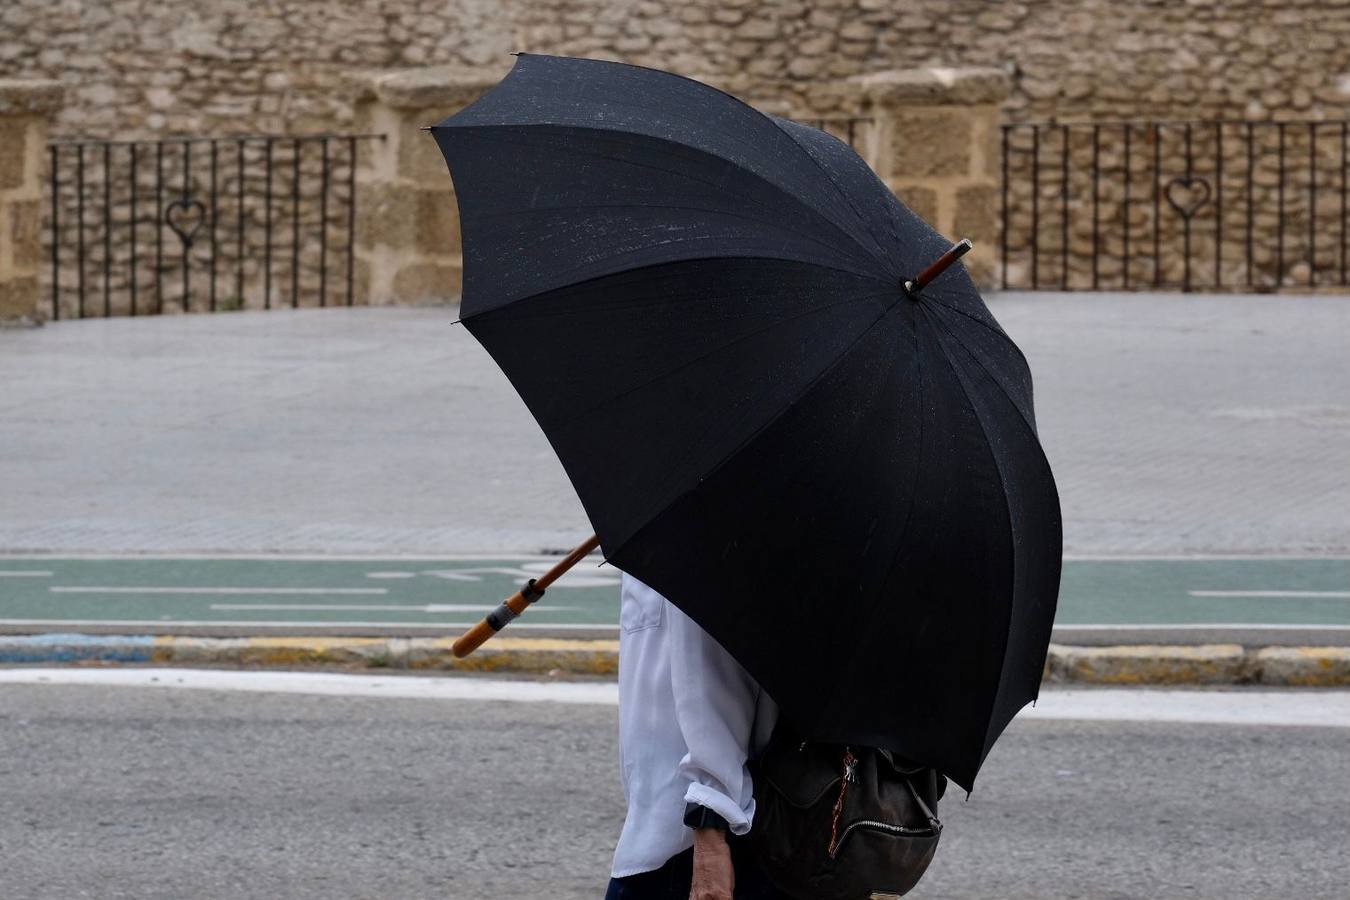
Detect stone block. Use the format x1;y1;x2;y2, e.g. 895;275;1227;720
0;122;28;190
360;183;459;254
891;184;939;224
0;275;40;320
857;67;1011;109
399;114;456;181
9;198;41;268
364;66;504;111
953;184;998;245
0;79;63;116
1255;647;1350;686
393;260;462;303
1047;644;1248;685
891;110;972;178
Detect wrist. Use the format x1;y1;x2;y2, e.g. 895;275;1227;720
683;801;730;833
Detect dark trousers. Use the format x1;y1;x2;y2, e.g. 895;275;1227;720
604;839;793;900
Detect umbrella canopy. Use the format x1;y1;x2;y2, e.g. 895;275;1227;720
431;53;1061;791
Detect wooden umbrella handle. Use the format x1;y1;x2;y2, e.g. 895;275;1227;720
451;533;602;658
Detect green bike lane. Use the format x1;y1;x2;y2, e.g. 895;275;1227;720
1;555;1347;645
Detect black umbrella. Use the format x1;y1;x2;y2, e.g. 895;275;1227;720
432;53;1061;791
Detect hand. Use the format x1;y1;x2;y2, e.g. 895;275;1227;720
689;827;734;900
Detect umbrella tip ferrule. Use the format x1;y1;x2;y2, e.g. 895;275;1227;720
906;238;974;296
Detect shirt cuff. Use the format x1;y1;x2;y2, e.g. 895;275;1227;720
683;782;755;836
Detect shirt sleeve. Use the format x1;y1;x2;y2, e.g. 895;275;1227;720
667;599;761;836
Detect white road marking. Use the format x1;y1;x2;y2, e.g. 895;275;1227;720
364;571;418;579
205;603;574;613
1188;590;1350;599
0;618;618;630
49;586;389;595
0;668;619;704
1021;688;1350;729
1054;623;1350;631
2;669;1348;728
0;570;53;577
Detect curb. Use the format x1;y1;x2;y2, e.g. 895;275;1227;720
3;634;1350;686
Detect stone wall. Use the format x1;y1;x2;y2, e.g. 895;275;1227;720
0;81;62;323
4;0;1348;141
6;0;1350;301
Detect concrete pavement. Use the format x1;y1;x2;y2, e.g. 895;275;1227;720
1;293;1347;556
2;675;1347;899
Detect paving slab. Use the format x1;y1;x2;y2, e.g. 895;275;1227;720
1;292;1347;556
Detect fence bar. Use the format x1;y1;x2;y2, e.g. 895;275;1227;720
1152;124;1161;287
1308;123;1316;286
290;140;301;308
1060;125;1069;289
346;135;357;306
154;142;163;314
181;142;191;310
1246;123;1254;287
1342;122;1348;285
209;140;218;312
1030;125;1040;289
1277;123;1286;287
1182;124;1193;292
48;145;59;320
319;137;329;307
102;144;111;317
1091;124;1100;290
264;138;273;310
1214;123;1223;288
129;144;138;316
1122;124;1131;290
76;144;85;318
236;140;245;308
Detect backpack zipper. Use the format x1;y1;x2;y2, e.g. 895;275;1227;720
826;747;857;857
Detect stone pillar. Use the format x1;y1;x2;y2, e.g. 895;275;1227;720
853;68;1010;288
350;67;503;305
0;80;63;325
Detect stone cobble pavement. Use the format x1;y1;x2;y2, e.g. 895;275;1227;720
0;292;1347;556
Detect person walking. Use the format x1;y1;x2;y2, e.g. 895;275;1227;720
606;573;789;900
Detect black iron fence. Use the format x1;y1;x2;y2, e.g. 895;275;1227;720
46;133;384;320
1000;119;1350;292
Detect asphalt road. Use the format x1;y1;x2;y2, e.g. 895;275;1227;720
2;678;1347;899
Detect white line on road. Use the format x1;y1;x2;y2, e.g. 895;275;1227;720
207;604;577;612
49;586;389;595
0;619;618;630
0;570;53;577
1054;623;1350;631
0;668;619;705
1188;590;1350;599
1;669;1348;728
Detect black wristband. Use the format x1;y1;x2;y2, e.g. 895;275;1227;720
683;801;730;832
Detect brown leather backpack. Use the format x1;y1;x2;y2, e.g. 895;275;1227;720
748;722;946;900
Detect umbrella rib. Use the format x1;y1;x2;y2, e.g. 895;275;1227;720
467;202;881;275
812;304;927;736
918;292;1034;376
922;302;1042;441
918;302;1025;759
466;257;894;324
604;297;905;564
771;118;896;273
548;289;894;432
447;123;888;275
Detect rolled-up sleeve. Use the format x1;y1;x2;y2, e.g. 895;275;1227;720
667;600;761;835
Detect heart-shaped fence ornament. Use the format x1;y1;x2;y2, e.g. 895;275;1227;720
165;199;207;248
1164;175;1212;220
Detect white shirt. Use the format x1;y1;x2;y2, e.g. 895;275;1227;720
611;572;779;878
